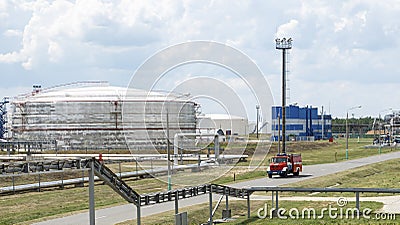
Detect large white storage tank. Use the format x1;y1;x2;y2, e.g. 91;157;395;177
197;114;249;136
10;82;197;150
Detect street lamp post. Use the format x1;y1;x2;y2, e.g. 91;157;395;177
346;105;361;160
256;105;260;139
275;38;292;154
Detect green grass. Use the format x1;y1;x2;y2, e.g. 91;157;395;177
2;184;125;225
116;200;393;225
281;138;396;165
279;158;400;197
4;177;171;225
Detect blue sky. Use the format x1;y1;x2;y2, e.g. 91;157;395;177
1;0;400;120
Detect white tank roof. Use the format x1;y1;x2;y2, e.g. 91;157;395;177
13;84;191;103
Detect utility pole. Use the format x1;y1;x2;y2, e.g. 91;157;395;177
278;112;281;154
321;106;324;140
275;38;292;154
166;108;171;191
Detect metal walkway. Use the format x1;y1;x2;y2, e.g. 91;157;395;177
86;158;249;225
90;158;140;205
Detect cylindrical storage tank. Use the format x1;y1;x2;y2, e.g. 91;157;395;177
10;83;197;151
122;89;197;151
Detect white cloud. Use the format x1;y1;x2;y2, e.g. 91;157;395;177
334;18;348;32
3;29;22;37
47;41;63;62
289;77;400;118
0;0;399;120
0;0;7;19
276;19;299;38
0;51;23;63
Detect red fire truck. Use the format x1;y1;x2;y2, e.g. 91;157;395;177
267;153;302;178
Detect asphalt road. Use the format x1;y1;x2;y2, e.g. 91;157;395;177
33;151;400;225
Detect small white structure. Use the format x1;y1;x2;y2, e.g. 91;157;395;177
197;114;249;136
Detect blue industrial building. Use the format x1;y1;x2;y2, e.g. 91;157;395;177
271;105;332;141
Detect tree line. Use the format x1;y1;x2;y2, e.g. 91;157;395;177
331;117;375;134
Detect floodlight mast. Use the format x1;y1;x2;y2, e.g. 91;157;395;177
275;38;292;154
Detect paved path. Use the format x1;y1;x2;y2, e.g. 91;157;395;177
33;151;400;225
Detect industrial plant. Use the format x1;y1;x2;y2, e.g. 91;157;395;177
4;82;198;151
271;105;332;141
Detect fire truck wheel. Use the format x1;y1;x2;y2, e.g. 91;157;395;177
268;174;272;178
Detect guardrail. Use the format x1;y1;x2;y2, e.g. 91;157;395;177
247;186;400;193
245;186;400;220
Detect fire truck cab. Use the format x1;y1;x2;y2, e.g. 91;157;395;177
267;153;302;178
